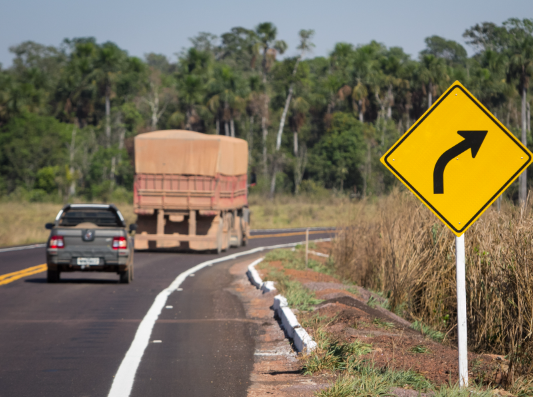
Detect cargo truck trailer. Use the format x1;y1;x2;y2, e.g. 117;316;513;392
133;130;250;253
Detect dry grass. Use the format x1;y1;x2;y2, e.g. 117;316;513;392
332;188;533;388
0;201;135;248
248;194;356;229
0;194;353;247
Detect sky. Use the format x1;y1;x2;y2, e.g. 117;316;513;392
1;0;531;67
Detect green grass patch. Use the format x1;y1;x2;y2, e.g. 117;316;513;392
367;295;389;310
315;373;390;397
262;248;336;277
411;321;446;343
432;383;494;396
372;318;395;330
299;313;331;329
283;280;323;311
302;329;373;374
408;344;431;354
259;265;323;312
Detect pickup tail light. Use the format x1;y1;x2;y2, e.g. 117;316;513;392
112;236;127;250
49;236;64;249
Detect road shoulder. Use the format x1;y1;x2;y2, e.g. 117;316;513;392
228;258;330;396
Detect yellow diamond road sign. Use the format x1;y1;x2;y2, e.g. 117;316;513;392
381;81;533;236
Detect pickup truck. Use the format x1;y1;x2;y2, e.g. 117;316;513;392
45;204;136;283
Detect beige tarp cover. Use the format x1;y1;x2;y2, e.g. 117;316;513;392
135;130;248;176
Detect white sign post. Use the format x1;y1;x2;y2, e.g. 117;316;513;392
380;81;533;388
455;234;468;387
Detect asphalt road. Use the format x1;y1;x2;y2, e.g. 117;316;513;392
0;229;333;397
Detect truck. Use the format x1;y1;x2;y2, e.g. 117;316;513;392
133;129;250;253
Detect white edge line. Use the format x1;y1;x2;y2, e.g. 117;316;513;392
0;244;46;253
107;237;331;397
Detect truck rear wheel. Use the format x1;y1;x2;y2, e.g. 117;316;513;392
215;215;224;254
230;214;242;248
47;269;60;283
241;217;248;246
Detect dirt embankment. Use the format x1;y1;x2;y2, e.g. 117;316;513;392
256;242;509;396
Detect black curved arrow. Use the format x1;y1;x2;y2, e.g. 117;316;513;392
433;130;488;194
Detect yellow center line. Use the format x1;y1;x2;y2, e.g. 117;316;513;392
249;230;335;239
0;264;47;286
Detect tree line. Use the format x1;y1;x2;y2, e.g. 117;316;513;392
0;18;532;203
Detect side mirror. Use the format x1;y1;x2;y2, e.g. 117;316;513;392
45;223;55;230
129;224;138;233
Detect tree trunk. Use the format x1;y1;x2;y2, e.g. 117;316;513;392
69;126;77;197
294;145;307;194
224;121;229;136
230;118;235;138
428;82;433;108
358;99;364;122
151;86;159;131
262;115;268;176
248;116;254;169
269;159;277;199
276;84;293;151
363;140;370;197
293;130;298;156
526;102;531;132
275;57;301;152
105;88;111;148
518;88;527;204
387;85;393;119
185;108;192;130
216;118;220;135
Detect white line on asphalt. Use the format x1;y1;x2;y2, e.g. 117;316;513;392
107;237;331;397
0;244;46;253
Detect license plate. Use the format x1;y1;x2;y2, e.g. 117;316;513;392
77;257;100;266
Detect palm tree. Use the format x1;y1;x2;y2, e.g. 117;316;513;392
255;22;287;175
270;29;314;198
94;42;125;147
419;54;448;107
179;74;203;130
275;30;314;151
352;79;368;122
290;96;309;193
506;31;533;205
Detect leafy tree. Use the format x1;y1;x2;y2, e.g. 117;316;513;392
420;36;467;66
419;54;448;107
505;18;533;205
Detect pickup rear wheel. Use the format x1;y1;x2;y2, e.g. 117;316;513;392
47;269;60;283
119;268;131;284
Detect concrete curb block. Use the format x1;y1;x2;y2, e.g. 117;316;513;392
261;281;276;293
246;249;321;354
273;295;317;353
308;250;330;258
246;258;278;293
246;258;264;288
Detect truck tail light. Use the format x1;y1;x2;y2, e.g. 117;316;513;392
112;236;127;250
49;236;64;249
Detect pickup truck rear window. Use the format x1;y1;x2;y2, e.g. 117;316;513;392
59;210;122;227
